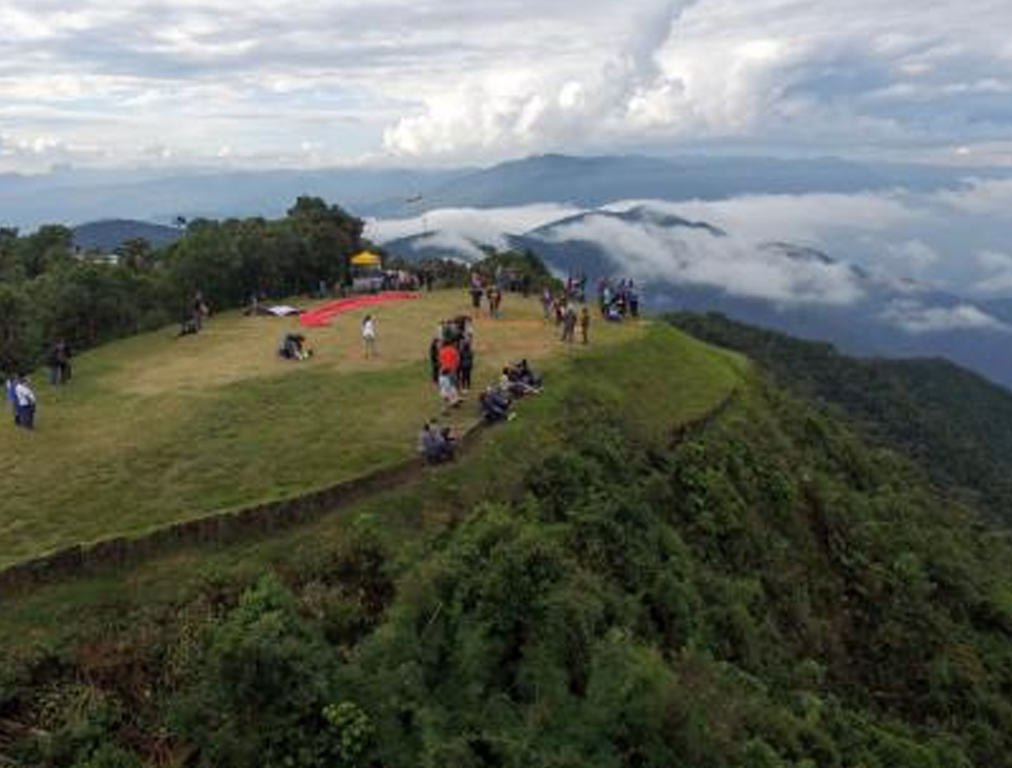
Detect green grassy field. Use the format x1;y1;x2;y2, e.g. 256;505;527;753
0;290;642;569
0;321;745;648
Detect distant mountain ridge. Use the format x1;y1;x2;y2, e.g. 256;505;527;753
4;153;1009;229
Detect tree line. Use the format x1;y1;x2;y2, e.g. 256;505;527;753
0;197;367;374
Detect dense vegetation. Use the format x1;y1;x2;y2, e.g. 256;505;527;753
667;311;1012;524
0;197;367;374
3;322;1012;767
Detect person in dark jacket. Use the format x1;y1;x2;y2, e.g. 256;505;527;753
458;338;474;392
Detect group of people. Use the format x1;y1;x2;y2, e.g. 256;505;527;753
598;278;640;321
541;289;591;344
4;374;37;430
4;337;76;432
479;359;542;423
418;420;457;464
430;315;475;410
468;274;505;318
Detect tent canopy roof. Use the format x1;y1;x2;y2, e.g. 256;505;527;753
350;251;381;266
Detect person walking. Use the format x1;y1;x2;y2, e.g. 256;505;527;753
579;306;590;344
361;314;377;359
14;375;36;430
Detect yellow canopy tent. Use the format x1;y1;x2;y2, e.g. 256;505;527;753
350;251;382;267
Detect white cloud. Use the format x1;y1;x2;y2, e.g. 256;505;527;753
885;240;941;276
971;250;1012;295
936;178;1012;216
606;192;922;245
2;0;1012;169
366;203;582;246
881;299;1011;334
383;0;1012;161
540;210;865;305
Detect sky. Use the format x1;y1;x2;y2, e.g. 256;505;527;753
2;0;1012;172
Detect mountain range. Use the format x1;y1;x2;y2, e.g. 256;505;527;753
381;204;1012;390
4;154;1008;230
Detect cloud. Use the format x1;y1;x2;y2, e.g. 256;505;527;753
366;203;583;246
884;240;941;276
881;299;1011;334
3;0;1012;169
606;192;922;245
935;178;1012;216
383;0;1012;161
541;210;865;305
971;250;1012;295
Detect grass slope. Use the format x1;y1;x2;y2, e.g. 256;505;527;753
0;323;743;647
0;291;641;569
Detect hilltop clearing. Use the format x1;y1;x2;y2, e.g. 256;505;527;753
0;290;643;569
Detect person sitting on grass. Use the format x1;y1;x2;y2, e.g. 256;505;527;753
501;366;541;398
279;333;312;360
515;359;543;388
418;421;455;464
177;316;200;337
480;385;515;423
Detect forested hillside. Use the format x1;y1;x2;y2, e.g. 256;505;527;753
3;326;1012;767
668;311;1012;525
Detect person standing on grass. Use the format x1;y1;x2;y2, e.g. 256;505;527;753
429;336;441;384
579;306;591;344
362;314;377;359
469;273;484;310
14;375;36;430
458;337;474;393
5;374;19;425
561;305;577;344
541;287;552;320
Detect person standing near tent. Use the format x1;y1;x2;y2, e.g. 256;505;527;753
14;375;36;430
362;314;377;359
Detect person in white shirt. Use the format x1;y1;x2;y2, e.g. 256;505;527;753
14;375;36;430
361;314;377;359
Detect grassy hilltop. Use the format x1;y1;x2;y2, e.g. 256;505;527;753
0;290;648;569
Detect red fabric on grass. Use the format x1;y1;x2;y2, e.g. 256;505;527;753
298;291;420;327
